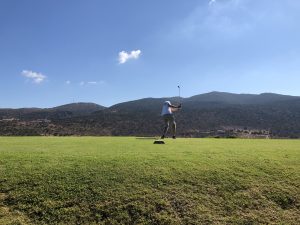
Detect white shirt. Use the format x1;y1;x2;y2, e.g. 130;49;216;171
161;101;172;116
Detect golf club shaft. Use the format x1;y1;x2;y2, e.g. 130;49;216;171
178;86;181;104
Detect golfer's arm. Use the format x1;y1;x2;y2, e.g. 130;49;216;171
169;104;180;108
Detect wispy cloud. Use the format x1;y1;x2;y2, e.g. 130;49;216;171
66;80;71;85
181;0;300;42
21;70;46;84
79;81;105;86
118;50;141;64
87;81;98;85
209;0;216;6
177;0;255;40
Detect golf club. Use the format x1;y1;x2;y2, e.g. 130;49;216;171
178;85;182;106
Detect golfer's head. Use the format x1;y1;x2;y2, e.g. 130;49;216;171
164;101;171;105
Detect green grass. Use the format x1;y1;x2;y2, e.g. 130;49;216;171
0;137;299;224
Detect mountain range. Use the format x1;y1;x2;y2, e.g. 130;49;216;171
1;92;300;138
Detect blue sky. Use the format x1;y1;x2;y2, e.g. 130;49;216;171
1;0;300;108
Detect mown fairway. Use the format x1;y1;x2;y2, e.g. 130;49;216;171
0;137;299;224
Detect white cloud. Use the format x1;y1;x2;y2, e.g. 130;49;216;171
118;50;141;64
21;70;46;84
79;81;85;86
66;80;71;85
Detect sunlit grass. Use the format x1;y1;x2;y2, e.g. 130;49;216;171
0;137;299;224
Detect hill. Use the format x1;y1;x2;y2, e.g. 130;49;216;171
0;92;300;138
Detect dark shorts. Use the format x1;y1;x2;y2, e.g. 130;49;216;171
163;114;175;124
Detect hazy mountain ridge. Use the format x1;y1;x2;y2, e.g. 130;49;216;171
0;103;106;120
53;103;106;116
186;92;300;104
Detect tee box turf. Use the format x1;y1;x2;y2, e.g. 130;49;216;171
153;140;165;144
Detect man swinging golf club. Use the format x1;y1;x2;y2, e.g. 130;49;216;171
161;101;181;139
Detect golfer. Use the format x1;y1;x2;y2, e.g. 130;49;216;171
161;101;181;139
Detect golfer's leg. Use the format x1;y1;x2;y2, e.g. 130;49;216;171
162;119;169;136
172;121;176;136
